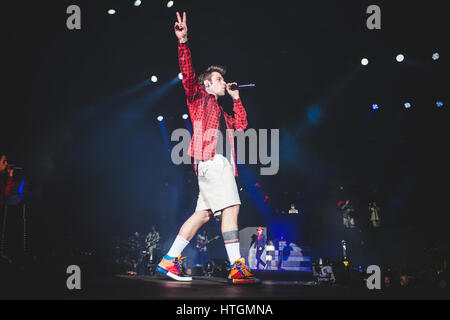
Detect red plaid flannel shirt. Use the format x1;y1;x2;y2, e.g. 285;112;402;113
178;41;248;176
0;175;13;204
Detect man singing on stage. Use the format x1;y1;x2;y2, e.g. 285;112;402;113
157;12;257;283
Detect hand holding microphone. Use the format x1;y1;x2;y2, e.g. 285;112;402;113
6;164;23;176
226;82;255;100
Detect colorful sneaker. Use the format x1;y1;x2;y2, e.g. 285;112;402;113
157;254;192;281
228;258;260;284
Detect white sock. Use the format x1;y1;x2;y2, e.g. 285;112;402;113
225;242;241;264
167;235;189;258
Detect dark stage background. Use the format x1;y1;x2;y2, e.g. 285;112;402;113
1;0;448;273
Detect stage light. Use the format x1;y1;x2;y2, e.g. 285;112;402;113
134;0;142;6
436;101;444;108
432;52;440;60
178;73;183;80
151;75;158;83
404;102;411;109
396;54;404;62
108;9;116;15
182;114;188;119
167;1;174;8
372;104;379;110
157;116;164;121
361;58;369;66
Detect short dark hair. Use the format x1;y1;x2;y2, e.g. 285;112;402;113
198;65;226;89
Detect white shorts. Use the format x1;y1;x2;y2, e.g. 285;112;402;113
195;154;241;213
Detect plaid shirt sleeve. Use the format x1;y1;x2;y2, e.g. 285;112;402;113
229;98;248;131
178;41;203;104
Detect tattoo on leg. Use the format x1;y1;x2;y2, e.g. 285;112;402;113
222;230;239;244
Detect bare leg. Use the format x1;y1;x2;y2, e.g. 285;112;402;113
221;204;240;233
221;205;242;263
178;210;212;241
159;211;212;281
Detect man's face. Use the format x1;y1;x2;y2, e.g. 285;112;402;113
0;155;7;172
205;72;226;97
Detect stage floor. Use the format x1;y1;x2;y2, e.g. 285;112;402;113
1;270;448;299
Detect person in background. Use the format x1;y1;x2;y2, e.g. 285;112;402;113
195;230;209;266
368;201;381;228
288;204;298;214
145;225;161;262
0;153;14;205
254;227;267;270
399;274;411;288
383;275;392;289
341;200;355;228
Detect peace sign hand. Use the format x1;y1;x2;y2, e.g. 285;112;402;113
174;11;188;41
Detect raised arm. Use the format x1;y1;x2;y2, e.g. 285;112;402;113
175;12;202;103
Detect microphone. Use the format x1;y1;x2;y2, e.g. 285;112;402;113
7;164;23;170
229;83;256;90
